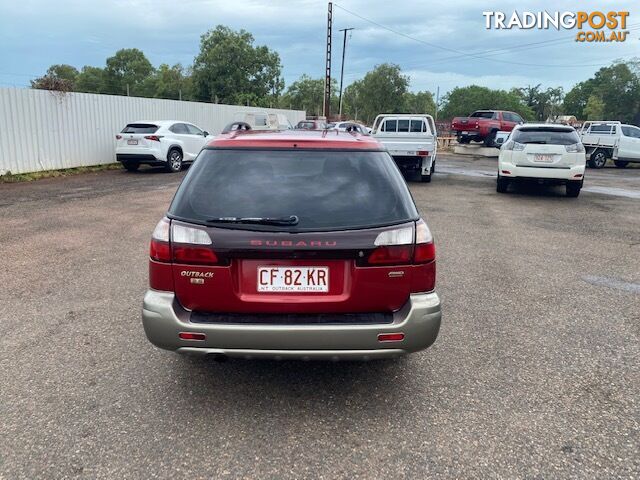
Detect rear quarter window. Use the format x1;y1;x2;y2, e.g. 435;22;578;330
121;123;158;134
169;149;418;232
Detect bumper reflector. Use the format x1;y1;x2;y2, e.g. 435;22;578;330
378;333;405;342
179;332;206;341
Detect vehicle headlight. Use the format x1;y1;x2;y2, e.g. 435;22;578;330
565;143;585;153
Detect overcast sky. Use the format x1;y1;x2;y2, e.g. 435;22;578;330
0;0;637;96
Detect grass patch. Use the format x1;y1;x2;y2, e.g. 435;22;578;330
0;163;121;183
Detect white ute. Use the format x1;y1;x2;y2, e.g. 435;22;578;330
371;114;438;182
497;124;586;197
579;121;640;169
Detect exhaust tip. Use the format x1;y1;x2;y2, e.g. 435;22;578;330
208;353;228;363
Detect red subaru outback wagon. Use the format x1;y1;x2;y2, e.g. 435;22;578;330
142;129;441;360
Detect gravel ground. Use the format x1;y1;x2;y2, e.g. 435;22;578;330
1;156;638;479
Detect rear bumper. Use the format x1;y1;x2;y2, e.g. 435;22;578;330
499;163;585;181
392;155;434;174
141;290;442;360
116;153;165;165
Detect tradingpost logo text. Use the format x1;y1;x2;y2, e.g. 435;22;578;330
483;11;630;42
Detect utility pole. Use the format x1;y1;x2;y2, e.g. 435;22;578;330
126;84;130;97
323;2;333;119
338;27;354;118
435;86;440;121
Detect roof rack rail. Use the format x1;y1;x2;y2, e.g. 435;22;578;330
221;121;253;135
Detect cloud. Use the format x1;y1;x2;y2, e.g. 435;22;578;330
0;0;637;93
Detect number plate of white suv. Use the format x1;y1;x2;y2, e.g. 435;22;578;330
257;267;329;292
127;139;138;145
533;154;553;163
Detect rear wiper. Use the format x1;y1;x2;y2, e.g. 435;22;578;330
206;215;299;226
525;141;547;144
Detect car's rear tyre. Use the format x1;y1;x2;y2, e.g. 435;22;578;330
566;180;582;197
165;149;183;173
614;160;629;168
483;130;497;147
122;161;139;172
496;174;509;193
588;149;607;169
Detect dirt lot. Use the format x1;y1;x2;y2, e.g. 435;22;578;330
1;155;638;479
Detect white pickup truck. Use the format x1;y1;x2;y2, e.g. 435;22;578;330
371;114;437;182
579;121;640;168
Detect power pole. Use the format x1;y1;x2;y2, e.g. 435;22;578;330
338;27;354;118
435;86;440;121
323;2;333;119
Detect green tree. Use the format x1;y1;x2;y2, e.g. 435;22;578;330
584;95;605;120
349;63;409;124
439;85;533;120
192;25;283;105
403;91;436;116
104;48;154;96
31;64;79;91
75;66;107;94
563;60;640;122
515;84;564;121
144;63;191;100
280;75;338;116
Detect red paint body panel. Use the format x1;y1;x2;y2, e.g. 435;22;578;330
208;130;383;150
172;259;421;313
451;111;519;140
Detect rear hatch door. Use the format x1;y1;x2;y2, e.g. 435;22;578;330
117;123;159;150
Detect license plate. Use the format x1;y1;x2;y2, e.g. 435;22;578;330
533;154;553;163
127;139;138;145
257;267;329;292
461;131;469;135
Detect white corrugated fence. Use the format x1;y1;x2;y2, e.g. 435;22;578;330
0;87;305;175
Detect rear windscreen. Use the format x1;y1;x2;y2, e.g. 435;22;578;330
121;123;158;134
169;149;419;231
470;111;495;119
512;128;580;145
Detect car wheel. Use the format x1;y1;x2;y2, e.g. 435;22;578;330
483;130;497;147
166;149;183;173
614;160;629;168
566;180;582;197
421;172;432;183
496;174;509;193
122;161;139;172
588;149;607;169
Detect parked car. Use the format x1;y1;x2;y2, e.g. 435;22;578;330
233;112;292;130
451;110;524;146
142;130;441;360
497;124;586;197
579;121;640;168
115;121;213;172
327;121;371;134
371;114;437;182
295;119;327;130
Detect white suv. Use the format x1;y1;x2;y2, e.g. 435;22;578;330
115;121;213;173
497;124;586;197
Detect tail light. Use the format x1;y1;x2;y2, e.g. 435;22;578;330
150;218;171;262
417;150;429;156
171;223;218;265
366;220;435;266
115;134;122;140
149;218;219;265
144;135;163;142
